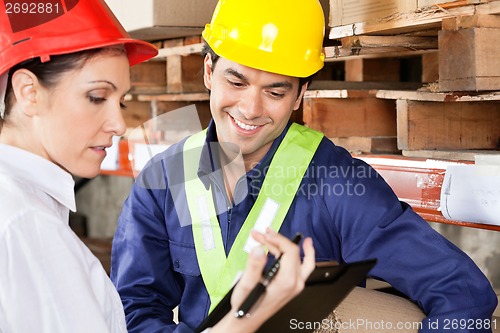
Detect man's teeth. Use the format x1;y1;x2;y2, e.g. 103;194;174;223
234;118;259;131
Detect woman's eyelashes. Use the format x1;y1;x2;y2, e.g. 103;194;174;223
88;94;127;110
88;94;106;105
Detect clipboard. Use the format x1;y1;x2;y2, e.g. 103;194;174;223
196;258;377;333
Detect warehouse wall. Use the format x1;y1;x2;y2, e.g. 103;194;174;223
75;176;134;238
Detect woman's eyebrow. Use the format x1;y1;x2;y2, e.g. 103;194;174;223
88;80;117;90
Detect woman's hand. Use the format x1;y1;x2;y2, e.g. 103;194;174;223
210;228;315;333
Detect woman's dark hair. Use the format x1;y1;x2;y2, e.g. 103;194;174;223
1;47;124;129
201;42;315;97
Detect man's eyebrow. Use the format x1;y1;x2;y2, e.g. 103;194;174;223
224;68;294;90
265;81;293;90
224;68;248;82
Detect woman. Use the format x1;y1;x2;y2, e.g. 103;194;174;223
0;1;156;332
0;1;314;332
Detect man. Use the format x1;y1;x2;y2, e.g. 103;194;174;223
111;0;498;332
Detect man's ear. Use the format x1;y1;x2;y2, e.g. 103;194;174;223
11;69;39;116
203;54;213;90
293;82;309;111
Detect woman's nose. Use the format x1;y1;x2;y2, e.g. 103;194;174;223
104;103;126;136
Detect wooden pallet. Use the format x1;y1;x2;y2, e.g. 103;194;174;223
122;95;211;130
326;1;500;91
379;89;500;154
305;83;500;159
303;81;422;154
122;36;210;130
328;1;500;39
396;99;500;150
130;36;206;95
439;16;500;91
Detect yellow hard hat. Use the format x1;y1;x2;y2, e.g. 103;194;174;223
202;0;325;78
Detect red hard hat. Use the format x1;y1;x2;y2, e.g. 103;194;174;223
0;0;158;77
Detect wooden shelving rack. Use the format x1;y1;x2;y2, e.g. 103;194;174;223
306;0;500;230
102;1;500;230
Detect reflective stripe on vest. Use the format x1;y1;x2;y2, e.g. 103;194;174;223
183;123;323;312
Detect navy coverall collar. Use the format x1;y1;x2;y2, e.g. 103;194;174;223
196;119;293;199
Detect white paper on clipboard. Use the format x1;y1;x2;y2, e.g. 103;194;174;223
440;165;500;226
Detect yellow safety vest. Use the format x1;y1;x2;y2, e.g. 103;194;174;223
183;123;323;312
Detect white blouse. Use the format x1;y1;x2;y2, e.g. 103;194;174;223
0;144;126;333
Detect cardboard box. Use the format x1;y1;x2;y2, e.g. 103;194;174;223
329;0;462;27
105;0;218;40
329;0;415;27
316;287;425;333
107;0;331;40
